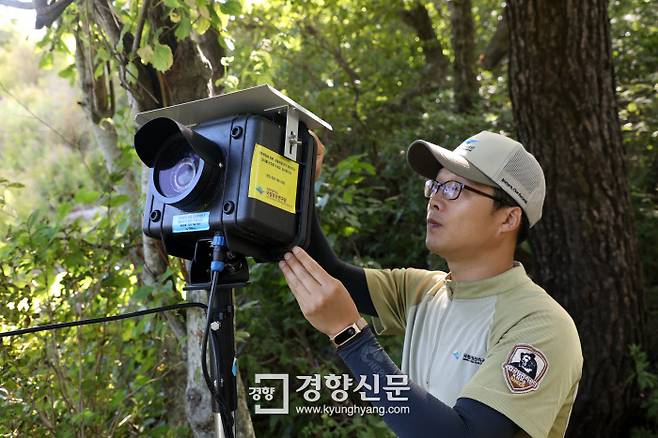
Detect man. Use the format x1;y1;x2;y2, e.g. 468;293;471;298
278;131;583;437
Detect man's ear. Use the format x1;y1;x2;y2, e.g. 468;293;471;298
500;206;522;235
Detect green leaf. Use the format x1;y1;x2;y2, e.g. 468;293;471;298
56;202;72;221
217;74;239;90
163;0;180;7
93;62;105;79
132;286;154;302
39;52;53;69
175;17;192;41
74;189;100;204
125;62;138;85
58;63;76;80
219;0;242;15
137;45;154;64
195;17;211;35
151;43;173;72
108;194;130;207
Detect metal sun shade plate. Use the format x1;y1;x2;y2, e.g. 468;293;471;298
135;85;332;160
134;84;332;131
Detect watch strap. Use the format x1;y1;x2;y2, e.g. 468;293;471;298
330;317;368;348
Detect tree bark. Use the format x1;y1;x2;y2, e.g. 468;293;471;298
73;31;139;207
193;27;227;96
506;1;645;436
185;289;215;436
447;0;478;112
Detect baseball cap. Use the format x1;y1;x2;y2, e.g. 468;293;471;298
407;131;546;227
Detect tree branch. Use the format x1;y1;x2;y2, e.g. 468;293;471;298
448;0;478;112
131;0;152;57
92;0;123;47
400;1;450;80
302;22;361;85
479;9;508;70
302;21;365;128
35;0;74;28
0;0;75;28
92;0;162;108
0;0;34;10
193;27;226;95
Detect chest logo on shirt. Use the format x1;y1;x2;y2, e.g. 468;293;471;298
451;351;485;365
502;344;549;393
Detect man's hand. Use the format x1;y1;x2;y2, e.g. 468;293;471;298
279;246;360;337
309;130;325;180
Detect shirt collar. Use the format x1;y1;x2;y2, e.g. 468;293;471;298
444;262;530;300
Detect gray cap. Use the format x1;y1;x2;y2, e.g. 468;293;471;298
407;131;546;227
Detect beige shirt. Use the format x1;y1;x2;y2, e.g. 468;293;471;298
365;263;582;438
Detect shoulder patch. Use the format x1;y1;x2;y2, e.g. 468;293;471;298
502;344;549;393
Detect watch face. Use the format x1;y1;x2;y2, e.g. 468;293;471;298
334;327;357;345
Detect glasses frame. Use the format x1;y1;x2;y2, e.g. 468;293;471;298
424;179;502;202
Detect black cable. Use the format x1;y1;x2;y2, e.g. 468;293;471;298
0;287;238;436
202;269;234;438
0;302;208;338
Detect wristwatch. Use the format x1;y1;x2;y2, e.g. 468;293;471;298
330;317;368;348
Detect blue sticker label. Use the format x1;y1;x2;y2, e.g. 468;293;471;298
172;212;210;233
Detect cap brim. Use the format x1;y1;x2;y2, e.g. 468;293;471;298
407;139;495;186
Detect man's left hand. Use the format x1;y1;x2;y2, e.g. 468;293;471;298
279;246;360;337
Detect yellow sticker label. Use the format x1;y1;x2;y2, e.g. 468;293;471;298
248;143;299;214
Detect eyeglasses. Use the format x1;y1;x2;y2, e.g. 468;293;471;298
424;179;501;202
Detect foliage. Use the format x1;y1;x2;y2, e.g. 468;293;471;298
630;345;658;436
0;26;187;435
610;0;658;370
0;186;187;435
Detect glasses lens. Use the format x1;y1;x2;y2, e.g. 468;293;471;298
424;180;435;198
443;181;462;200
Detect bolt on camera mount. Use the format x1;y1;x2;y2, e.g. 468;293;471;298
134;85;332;438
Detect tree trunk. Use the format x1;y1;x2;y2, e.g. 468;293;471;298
400;1;450;85
89;2;256;436
479;8;508;71
506;1;645;436
73;31;139;206
7;0;253;434
447;0;478;112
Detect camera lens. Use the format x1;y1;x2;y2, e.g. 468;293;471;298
155;141;201;198
172;156;196;192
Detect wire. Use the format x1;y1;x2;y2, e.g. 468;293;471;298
0;290;238;436
201;269;235;438
0;302;207;338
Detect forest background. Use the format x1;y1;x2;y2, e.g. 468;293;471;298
0;0;656;437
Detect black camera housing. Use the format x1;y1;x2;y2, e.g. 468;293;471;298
134;113;316;262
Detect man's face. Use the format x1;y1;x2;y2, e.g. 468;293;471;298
425;168;501;260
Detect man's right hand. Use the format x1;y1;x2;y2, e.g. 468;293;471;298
309;130;325;181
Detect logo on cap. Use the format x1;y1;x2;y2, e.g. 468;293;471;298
462;138;479;152
500;177;528;204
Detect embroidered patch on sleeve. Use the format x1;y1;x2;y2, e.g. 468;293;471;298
502;344;549;393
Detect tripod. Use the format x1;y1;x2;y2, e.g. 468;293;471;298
187;234;249;438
